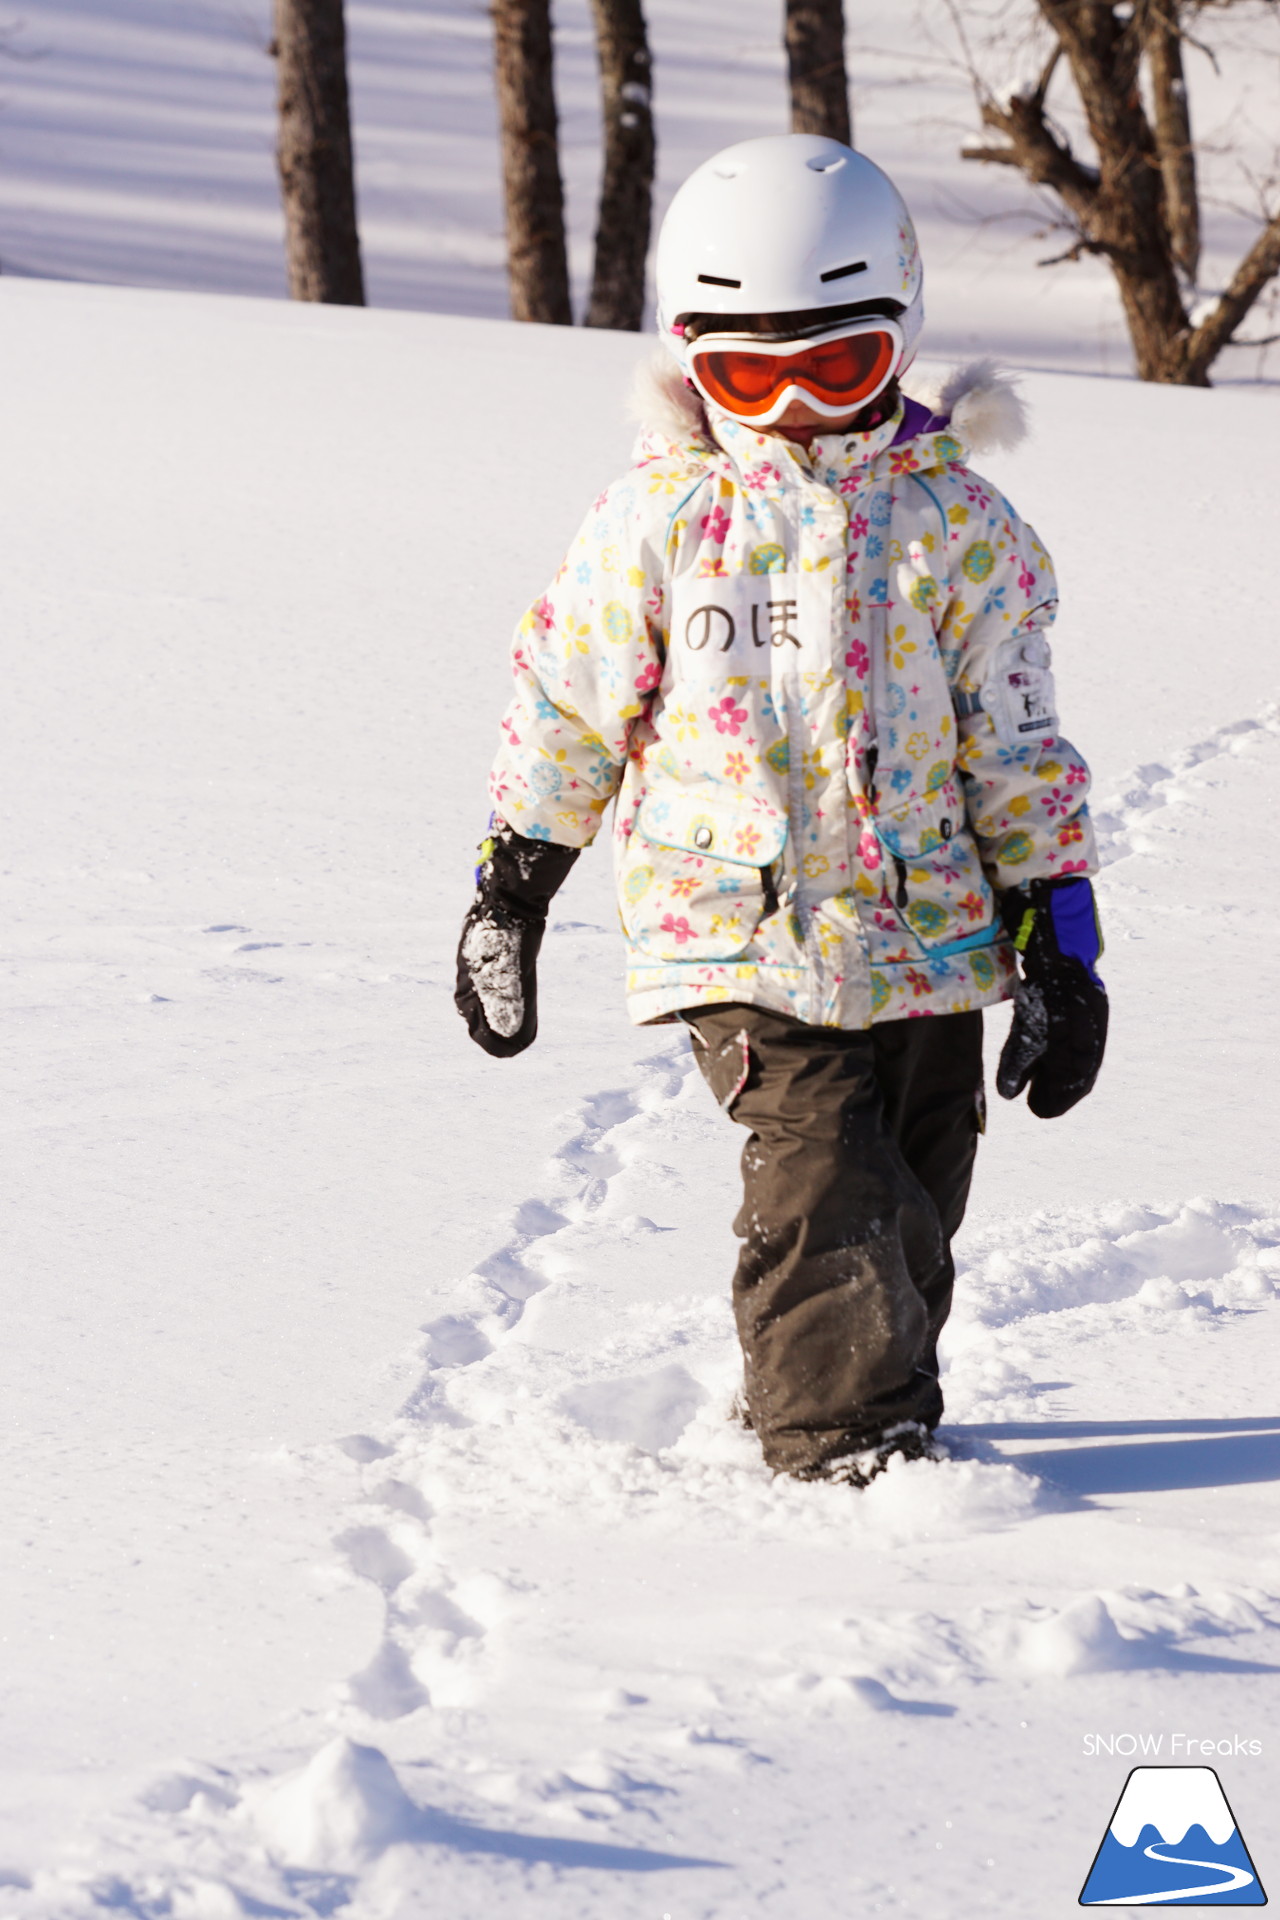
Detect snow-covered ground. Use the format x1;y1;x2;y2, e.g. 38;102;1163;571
2;273;1279;1917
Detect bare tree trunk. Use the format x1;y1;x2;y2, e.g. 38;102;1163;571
273;0;364;305
1042;2;1190;379
584;0;654;330
785;0;852;145
1145;0;1200;284
492;0;572;325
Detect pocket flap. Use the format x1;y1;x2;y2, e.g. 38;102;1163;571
637;790;788;868
873;777;962;862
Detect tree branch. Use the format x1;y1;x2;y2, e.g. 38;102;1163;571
1183;204;1280;376
1035;0;1147;181
963;88;1101;226
961;144;1029;168
1037;236;1109;266
1145;0;1201;282
1029;42;1063;113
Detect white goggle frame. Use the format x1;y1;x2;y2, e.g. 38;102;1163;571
685;317;904;428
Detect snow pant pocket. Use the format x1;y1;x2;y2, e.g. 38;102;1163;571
683;1003;984;1476
682;1018;752;1114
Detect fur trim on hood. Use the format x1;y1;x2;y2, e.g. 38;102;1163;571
629;351;711;442
901;358;1028;453
629;349;1028;456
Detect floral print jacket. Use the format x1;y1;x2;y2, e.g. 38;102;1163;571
488;387;1096;1029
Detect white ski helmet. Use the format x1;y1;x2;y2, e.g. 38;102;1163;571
655;133;923;374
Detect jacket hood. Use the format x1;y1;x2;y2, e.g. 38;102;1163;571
629;350;1028;465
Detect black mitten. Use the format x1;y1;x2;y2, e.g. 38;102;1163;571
996;874;1108;1119
455;819;580;1058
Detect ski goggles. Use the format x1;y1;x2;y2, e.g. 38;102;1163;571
687;317;902;427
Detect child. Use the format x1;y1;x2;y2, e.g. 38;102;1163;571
456;134;1107;1486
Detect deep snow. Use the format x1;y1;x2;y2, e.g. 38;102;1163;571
1;274;1279;1918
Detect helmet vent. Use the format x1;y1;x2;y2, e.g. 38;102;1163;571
820;260;868;283
697;273;742;288
806;155;847;174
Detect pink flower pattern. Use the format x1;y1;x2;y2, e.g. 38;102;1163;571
710;696;749;736
845;637;869;678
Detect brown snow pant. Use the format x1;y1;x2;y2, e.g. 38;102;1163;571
683;1004;984;1477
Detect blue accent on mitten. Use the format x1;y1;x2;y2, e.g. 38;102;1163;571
1047;877;1104;987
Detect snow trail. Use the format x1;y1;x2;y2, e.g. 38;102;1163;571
38;1079;1276;1917
178;1041;1278;1913
1093;703;1280;869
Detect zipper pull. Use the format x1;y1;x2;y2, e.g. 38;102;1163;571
893;856;909;909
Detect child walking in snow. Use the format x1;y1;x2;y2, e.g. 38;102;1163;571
456;135;1107;1485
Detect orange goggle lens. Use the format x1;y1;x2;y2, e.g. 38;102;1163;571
691;329;896;418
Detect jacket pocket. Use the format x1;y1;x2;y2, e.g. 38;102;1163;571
872;777;997;955
620;789;789;962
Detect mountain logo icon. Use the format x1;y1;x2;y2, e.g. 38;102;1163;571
1080;1766;1266;1905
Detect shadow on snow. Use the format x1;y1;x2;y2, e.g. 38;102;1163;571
949;1417;1280;1496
